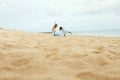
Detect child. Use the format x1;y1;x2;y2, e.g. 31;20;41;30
52;22;60;36
59;26;72;37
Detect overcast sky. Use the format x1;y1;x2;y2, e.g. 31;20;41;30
0;0;120;32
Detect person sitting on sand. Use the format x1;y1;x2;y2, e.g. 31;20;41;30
59;26;72;37
52;22;60;36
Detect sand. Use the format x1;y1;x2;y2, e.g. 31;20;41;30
0;29;120;80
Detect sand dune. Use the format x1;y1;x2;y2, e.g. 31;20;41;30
0;29;120;80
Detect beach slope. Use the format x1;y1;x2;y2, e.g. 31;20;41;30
0;29;120;80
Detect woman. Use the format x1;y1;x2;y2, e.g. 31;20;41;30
52;22;60;36
59;26;72;37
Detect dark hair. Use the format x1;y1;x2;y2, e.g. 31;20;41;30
53;24;57;28
59;27;63;30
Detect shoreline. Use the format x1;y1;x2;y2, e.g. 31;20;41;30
1;28;120;37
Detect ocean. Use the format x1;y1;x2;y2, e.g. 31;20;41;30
73;29;120;37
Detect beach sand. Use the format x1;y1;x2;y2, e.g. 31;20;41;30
0;29;120;80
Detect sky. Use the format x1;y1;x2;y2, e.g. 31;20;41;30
0;0;120;32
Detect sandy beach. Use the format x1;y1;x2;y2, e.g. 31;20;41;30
0;29;120;80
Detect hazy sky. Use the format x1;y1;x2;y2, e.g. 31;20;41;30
0;0;120;32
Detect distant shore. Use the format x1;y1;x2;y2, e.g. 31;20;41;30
38;32;52;34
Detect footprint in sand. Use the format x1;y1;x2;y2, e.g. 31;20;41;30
74;71;107;80
10;57;31;67
44;52;63;61
93;46;105;54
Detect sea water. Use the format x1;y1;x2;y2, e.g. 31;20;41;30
73;29;120;37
